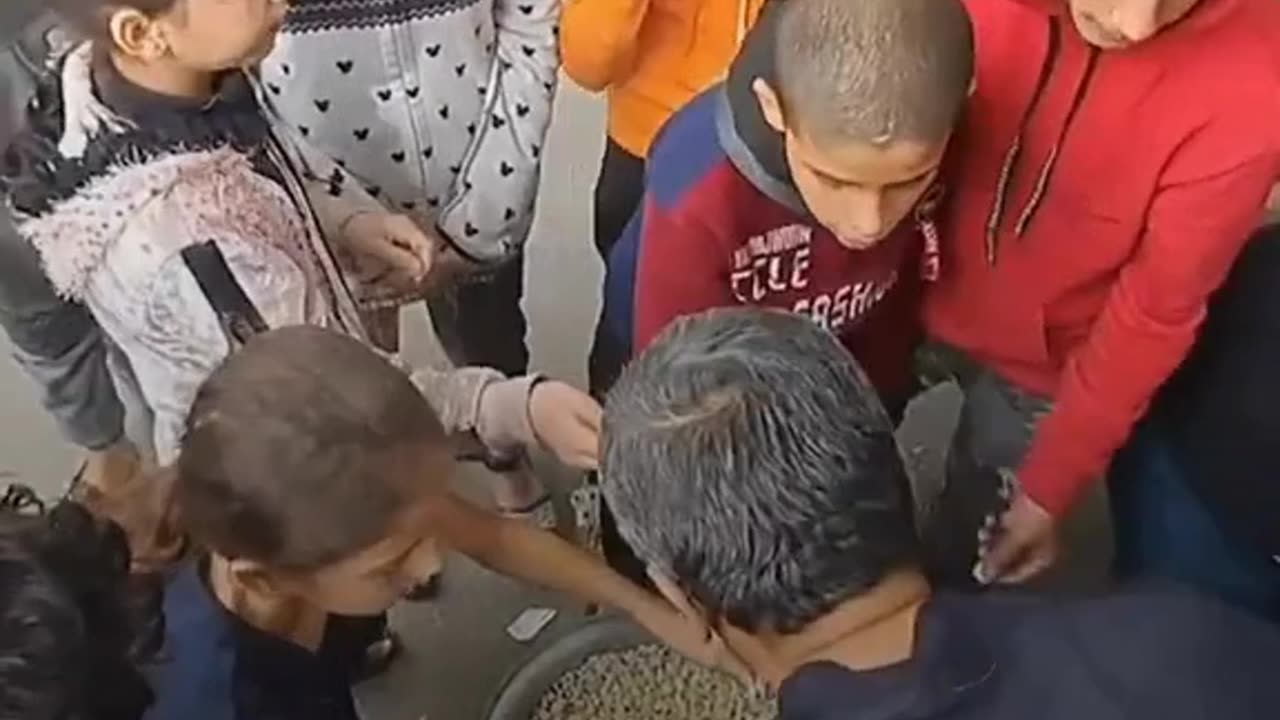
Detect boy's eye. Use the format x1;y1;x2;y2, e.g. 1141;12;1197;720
815;172;854;189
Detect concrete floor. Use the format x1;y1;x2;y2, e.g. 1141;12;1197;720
0;80;1105;719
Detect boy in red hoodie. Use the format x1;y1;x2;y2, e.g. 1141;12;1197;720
923;0;1280;586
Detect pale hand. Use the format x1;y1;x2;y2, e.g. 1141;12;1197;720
341;212;439;289
979;491;1059;584
528;381;602;470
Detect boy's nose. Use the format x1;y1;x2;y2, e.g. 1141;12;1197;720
843;191;888;243
405;540;444;586
1112;1;1161;43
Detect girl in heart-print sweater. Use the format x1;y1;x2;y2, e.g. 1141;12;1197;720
261;0;560;266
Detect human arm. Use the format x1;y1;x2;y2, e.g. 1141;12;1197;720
560;0;650;91
983;146;1278;582
630;199;735;352
434;0;560;265
411;370;601;470
273;120;437;287
0;16;125;454
431;491;735;670
0;212;125;452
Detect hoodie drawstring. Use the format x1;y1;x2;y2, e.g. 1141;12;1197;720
985;19;1100;265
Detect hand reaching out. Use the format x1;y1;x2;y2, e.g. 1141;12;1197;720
528;381;603;470
978;491;1059;584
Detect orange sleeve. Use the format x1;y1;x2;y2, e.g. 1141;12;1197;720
560;0;651;91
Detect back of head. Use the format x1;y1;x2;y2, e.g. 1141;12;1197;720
601;308;919;634
177;326;446;572
774;0;974;144
0;489;153;720
47;0;180;41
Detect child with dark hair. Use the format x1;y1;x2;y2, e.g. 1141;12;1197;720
597;0;972;585
152;325;717;719
602;307;1280;720
605;0;972;414
0;485;155;720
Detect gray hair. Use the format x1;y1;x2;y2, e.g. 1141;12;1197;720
601;308;918;634
774;0;974;145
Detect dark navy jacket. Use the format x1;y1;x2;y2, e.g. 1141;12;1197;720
147;561;367;720
780;588;1280;720
1153;223;1280;558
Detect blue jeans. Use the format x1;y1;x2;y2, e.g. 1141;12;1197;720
1110;421;1280;622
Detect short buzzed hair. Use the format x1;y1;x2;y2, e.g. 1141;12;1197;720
177;326;447;571
602;309;919;634
774;0;974;144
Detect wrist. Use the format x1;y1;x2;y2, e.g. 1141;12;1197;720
336;210;377;244
475;375;540;452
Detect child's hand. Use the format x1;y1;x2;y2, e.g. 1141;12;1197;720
341;212;439;288
528;381;602;470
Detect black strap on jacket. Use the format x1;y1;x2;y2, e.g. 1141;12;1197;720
180;240;268;348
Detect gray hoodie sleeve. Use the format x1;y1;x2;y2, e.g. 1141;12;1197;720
0;18;124;451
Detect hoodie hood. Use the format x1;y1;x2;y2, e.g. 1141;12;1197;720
716;0;806;214
980;0;1244;263
1;44;290;301
1;43;270;220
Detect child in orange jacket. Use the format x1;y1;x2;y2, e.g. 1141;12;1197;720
561;0;766;393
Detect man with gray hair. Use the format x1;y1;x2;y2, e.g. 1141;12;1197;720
602;307;1280;719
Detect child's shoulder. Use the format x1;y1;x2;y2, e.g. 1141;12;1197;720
645;87;735;210
148;561;241;719
152;561;361;720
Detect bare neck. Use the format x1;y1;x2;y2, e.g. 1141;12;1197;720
736;570;932;689
107;50;217;100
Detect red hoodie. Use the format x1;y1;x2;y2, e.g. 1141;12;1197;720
925;0;1280;516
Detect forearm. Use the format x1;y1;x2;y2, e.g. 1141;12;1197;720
443;496;661;619
0;219;124;449
1020;147;1274;515
561;0;650;91
410;368;542;454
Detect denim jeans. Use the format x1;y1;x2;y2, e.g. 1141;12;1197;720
1110;419;1280;623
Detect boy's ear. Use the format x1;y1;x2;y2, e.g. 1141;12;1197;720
752;78;787;135
228;558;286;598
107;9;169;62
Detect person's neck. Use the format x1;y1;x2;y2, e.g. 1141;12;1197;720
108;50;217;100
737;569;932;689
208;554;328;651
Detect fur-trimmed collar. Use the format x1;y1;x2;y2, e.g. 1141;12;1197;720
17;147;266;300
1;43;270;219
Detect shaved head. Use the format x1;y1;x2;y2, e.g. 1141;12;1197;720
774;0;974;145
